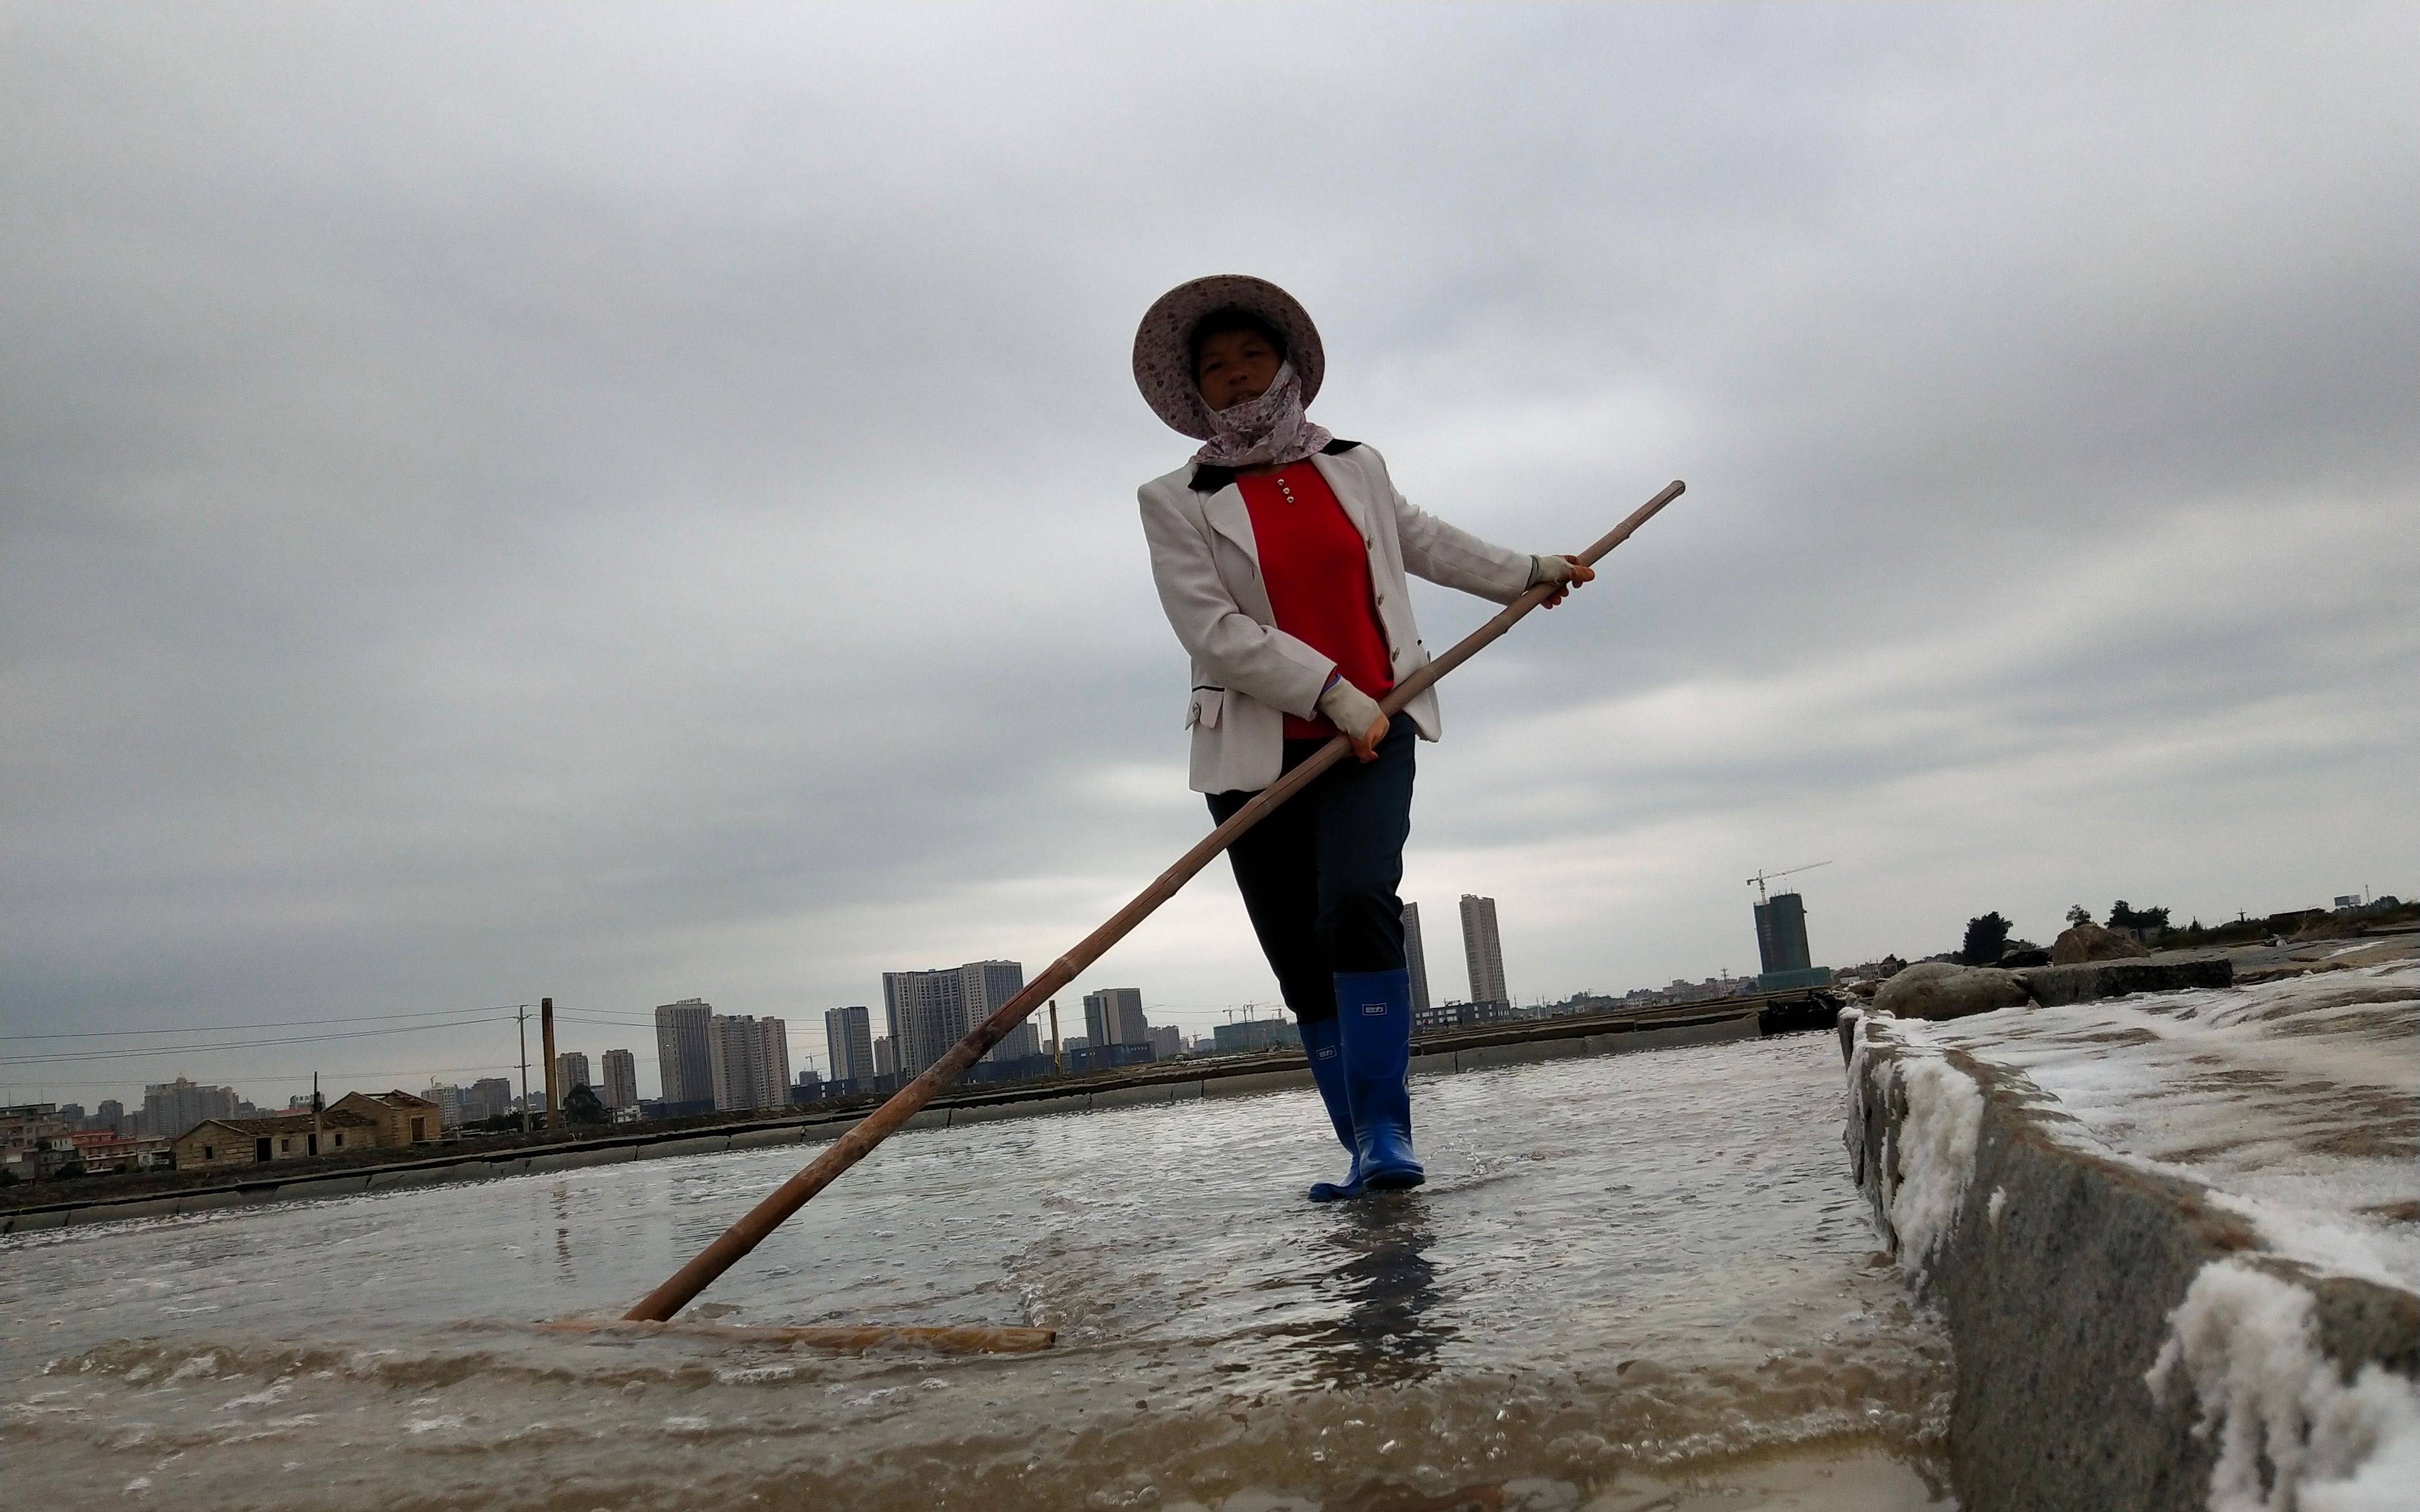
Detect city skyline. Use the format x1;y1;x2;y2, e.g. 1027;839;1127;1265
13;871;2387;1111
13;875;2371;1136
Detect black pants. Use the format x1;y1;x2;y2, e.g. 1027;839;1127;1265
1207;713;1417;1025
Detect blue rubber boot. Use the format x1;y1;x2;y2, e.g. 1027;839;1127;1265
1300;1017;1364;1202
1334;968;1425;1190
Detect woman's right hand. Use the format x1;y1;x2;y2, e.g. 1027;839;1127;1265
1530;553;1596;608
1316;677;1389;762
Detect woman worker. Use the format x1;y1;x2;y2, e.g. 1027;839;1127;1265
1132;275;1592;1201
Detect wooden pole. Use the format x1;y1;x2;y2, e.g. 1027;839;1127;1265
516;1005;532;1133
540;997;561;1133
622;481;1684;1322
534;1319;1055;1355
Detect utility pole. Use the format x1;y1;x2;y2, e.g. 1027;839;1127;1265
540;996;560;1133
516;1005;532;1134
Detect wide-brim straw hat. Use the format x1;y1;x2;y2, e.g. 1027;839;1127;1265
1133;274;1325;440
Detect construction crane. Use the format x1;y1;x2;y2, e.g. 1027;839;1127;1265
1747;860;1832;904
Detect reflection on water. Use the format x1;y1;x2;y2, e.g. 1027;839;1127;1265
1305;1200;1451;1390
0;1034;1954;1509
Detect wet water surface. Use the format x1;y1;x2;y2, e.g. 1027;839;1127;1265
3;1034;1953;1510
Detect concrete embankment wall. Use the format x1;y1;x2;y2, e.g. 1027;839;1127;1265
2;1008;1760;1236
1841;1010;2420;1512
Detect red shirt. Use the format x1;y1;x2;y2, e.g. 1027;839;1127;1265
1235;460;1395;739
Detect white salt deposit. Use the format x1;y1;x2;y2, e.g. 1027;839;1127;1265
1846;1011;1986;1285
1886;1058;1984;1286
1926;962;2420;1289
2148;1259;2420;1512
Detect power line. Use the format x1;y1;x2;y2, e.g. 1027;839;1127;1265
0;1060;526;1093
0;1005;532;1041
0;1016;517;1066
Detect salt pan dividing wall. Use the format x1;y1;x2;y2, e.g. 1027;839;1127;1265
1841;1006;2420;1511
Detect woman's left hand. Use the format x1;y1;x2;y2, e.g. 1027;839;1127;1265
1531;553;1596;608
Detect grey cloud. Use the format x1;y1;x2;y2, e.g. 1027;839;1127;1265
5;4;2415;1101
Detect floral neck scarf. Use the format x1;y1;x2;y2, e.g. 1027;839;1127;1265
1192;361;1333;469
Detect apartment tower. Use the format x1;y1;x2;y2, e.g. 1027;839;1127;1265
1460;894;1509;1012
652;999;715;1106
706;1014;790;1112
598;1048;639;1111
1082;988;1150;1048
882;961;1028;1079
825;1006;876;1084
1401;902;1433;1015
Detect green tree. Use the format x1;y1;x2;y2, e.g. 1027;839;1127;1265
2109;901;2171;932
2066;904;2093;928
1961;912;2014;965
564;1084;609;1127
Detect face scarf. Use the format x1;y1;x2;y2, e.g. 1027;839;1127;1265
1193;359;1333;469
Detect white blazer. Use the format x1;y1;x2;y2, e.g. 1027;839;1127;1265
1139;441;1534;794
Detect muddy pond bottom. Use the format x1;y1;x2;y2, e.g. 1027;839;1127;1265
2;1034;1954;1510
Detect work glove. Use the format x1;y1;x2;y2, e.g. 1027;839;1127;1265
1316;676;1389;763
1529;553;1595;608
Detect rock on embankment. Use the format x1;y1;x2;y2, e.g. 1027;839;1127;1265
1873;956;2234;1021
2051;919;2152;964
1840;1008;2420;1512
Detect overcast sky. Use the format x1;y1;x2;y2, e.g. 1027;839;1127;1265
5;4;2415;1109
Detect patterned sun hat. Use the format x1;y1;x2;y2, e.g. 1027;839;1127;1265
1132;275;1325;439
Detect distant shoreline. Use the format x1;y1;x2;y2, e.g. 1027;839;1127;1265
2;995;1807;1234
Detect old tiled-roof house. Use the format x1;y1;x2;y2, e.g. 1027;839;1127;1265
172;1108;382;1169
328;1090;444;1148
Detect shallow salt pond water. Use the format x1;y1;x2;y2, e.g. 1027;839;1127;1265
2;1033;1954;1510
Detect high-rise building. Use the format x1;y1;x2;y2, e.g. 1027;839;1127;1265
599;1049;639;1111
1751;892;1832;991
1082;988;1151;1048
995;1019;1041;1062
706;1015;790;1112
142;1078;239;1141
466;1078;514;1123
1149;1024;1183;1059
95;1099;125;1135
883;961;1025;1078
883;971;957;1079
1402;902;1433;1015
753;1016;790;1105
654;999;715;1106
825;1006;876;1084
873;1036;896;1077
424;1084;466;1127
555;1051;592;1093
1460;894;1508;1013
1754;892;1813;974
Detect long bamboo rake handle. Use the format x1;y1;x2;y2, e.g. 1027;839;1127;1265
622;479;1685;1322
